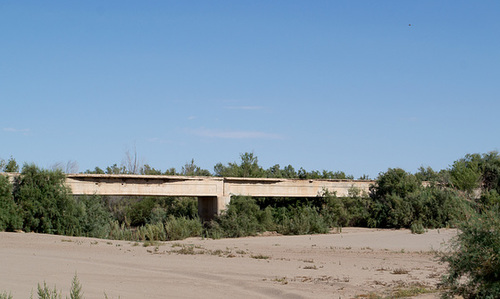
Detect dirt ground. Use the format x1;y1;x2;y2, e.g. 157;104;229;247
0;228;457;298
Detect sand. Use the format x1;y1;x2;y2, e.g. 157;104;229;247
0;228;457;298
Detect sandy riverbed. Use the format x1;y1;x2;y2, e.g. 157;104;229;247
0;228;457;298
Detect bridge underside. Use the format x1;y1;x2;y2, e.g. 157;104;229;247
197;196;231;221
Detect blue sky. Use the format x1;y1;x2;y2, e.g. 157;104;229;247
1;1;499;178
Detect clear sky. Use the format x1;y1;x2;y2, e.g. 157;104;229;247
1;1;499;178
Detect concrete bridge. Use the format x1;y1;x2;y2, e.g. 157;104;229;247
65;174;374;220
5;173;375;220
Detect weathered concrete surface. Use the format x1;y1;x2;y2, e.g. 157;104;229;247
3;173;375;219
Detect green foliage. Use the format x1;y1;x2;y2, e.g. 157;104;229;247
0;175;22;231
69;274;83;299
84;167;105;174
265;164;297;178
122;197;199;227
126;198;157;227
214;152;264;177
371;168;421;200
206;197;274;238
450;154;482;193
140;164;162;175
180;159;211;176
410;221;425;234
274;205;329;235
478;189;500;207
440;208;500;298
107;216;203;242
164;216;203;240
76;195;113;238
37;282;61;299
479;151;500;193
448;151;500;208
369;168;470;228
0;292;13;299
14;164;82;235
415;166;440;182
105;164;126;174
3;157;19;173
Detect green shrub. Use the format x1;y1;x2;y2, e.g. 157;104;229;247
107;220;135;241
76;195;113;239
14;165;82;235
122;196;199;227
37;282;62;299
478;189;500;208
274;206;329;235
0;175;22;231
319;192;351;228
126;197;156;227
69;274;83;299
410;221;425;234
207;197;274;238
368;168;471;229
164;216;203;240
440;208;500;298
0;292;13;299
137;222;166;241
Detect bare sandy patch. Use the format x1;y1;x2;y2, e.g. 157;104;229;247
0;228;456;298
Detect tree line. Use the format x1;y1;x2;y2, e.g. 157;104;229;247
79;152;359;180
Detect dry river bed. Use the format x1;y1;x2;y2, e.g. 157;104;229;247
0;228;457;298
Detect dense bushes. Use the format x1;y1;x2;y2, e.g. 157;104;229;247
0;175;22;231
13;165;82;235
76;195;113;239
205;197;274;238
440;208;500;298
368;168;471;229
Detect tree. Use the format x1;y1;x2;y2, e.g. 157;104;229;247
238;152;263;177
415;166;440;182
163;167;177;175
180;159;211;176
140;164;162;175
478;151;500;193
281;165;297;178
214;152;264;177
84;167;105;174
3;156;19;173
369;168;422;228
358;174;371;180
106;164;125;174
13;164;82;235
371;168;421;200
449;154;482;193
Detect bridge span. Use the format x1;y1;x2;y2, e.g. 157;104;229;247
65;174;374;220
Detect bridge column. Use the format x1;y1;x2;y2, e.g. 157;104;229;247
198;195;231;221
